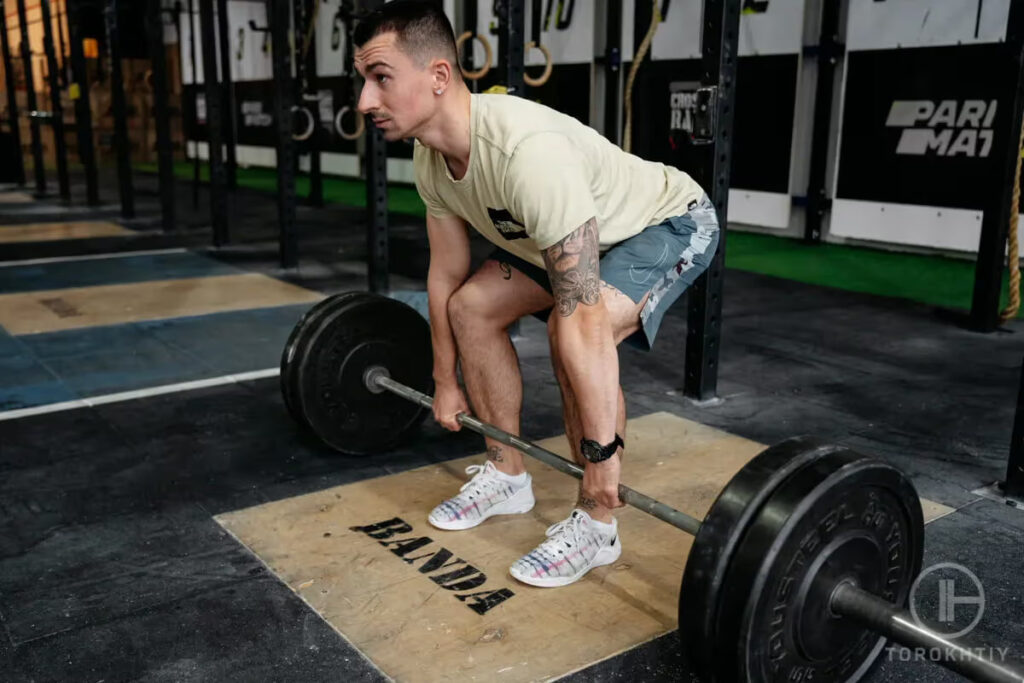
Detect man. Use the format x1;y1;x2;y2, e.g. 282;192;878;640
353;1;719;588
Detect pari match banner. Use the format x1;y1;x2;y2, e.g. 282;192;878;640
832;43;1021;252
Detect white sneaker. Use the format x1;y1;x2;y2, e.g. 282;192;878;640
509;509;622;587
428;461;535;530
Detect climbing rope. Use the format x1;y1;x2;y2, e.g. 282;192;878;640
1000;117;1024;323
301;0;320;63
623;0;661;154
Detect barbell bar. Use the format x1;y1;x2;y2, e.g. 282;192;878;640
365;365;701;534
363;365;1020;683
831;583;1020;683
283;292;1023;682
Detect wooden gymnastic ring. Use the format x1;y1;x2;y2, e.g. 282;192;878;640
455;31;492;81
335;105;365;141
292;105;315;141
524;41;553;87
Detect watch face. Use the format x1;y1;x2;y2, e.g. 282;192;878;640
581;439;607;462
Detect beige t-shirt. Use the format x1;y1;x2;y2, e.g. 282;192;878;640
413;94;706;269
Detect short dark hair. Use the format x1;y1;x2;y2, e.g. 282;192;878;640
353;1;461;75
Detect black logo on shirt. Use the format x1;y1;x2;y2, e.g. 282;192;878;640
487;207;528;241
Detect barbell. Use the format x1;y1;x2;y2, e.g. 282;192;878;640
280;291;1023;683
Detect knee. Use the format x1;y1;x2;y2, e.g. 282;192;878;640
447;287;474;338
610;291;648;345
448;284;499;339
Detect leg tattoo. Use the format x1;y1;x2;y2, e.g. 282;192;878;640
577;491;598;512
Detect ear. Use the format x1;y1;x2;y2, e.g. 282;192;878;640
430;57;454;95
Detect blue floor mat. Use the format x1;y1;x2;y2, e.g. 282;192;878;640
0;328;77;411
0;251;240;294
0;303;314;412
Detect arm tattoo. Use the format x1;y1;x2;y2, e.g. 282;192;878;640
487;445;505;462
542;217;601;317
498;262;512;280
577;493;598;511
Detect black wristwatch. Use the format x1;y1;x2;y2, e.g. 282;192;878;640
580;434;624;463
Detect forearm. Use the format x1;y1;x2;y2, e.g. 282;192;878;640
427;271;463;388
552;309;619;444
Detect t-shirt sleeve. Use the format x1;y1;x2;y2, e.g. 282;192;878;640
413;141;455;218
503;132;597;251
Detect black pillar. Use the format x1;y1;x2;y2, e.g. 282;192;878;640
270;0;297;268
461;0;477;80
302;0;323;206
602;0;622;145
1005;355;1024;498
630;0;653;155
803;0;842;243
0;0;25;185
55;0;68;87
497;0;524;96
363;0;387;290
200;0;229;245
16;0;46;195
683;0;740;401
147;0;176;231
216;0;237;189
291;0;304;191
105;0;135;218
40;0;70;201
970;2;1024;332
67;0;99;204
366;123;388;293
187;0;200;208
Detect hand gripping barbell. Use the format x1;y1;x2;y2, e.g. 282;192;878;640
280;292;1023;683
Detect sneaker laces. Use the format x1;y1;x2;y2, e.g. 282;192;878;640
458;461;505;499
537;511;588;558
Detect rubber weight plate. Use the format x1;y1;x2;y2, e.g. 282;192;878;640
679;437;846;680
296;292;433;454
718;449;924;682
280;292;367;427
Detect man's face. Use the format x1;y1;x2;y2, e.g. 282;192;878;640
354;32;436;141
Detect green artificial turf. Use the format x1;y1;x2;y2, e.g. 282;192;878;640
138;161;426;215
724;231;1017;315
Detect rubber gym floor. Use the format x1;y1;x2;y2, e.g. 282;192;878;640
1;172;1023;682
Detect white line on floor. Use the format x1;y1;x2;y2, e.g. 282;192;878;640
0;368;280;422
0;247;188;268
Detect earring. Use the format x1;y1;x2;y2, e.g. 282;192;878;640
435;88;443;95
